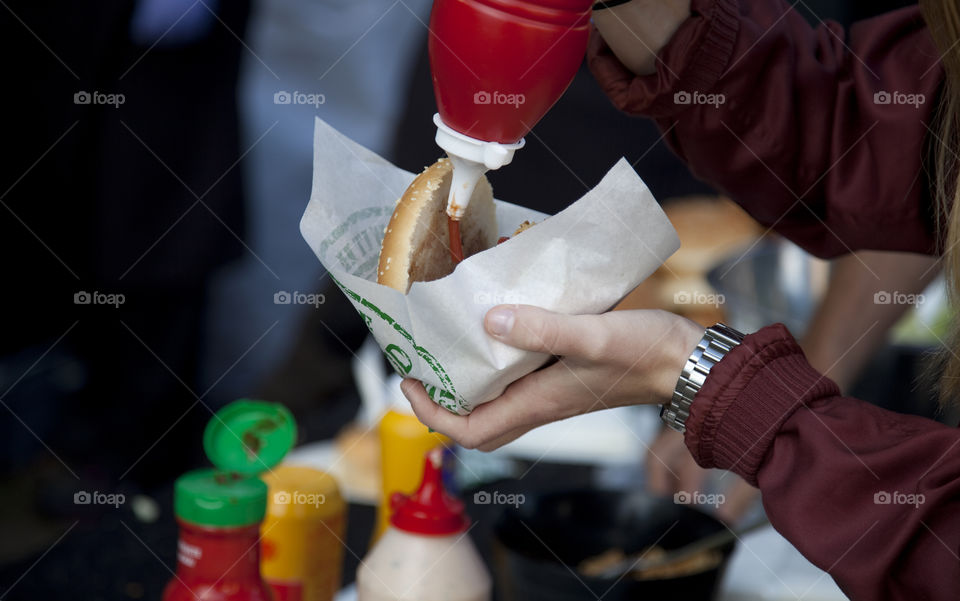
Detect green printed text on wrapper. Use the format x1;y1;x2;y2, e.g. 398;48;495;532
331;275;468;414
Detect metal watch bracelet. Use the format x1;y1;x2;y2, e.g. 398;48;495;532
660;323;745;434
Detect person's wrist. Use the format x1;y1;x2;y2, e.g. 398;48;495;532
655;314;705;404
799;334;854;392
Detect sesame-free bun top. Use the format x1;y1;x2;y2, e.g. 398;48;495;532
377;158;497;293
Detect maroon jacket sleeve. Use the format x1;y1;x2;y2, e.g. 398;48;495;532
588;0;942;257
589;2;957;597
685;324;960;600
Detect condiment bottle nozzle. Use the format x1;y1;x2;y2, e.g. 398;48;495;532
433;113;524;221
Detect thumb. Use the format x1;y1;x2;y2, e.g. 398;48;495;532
484;305;605;358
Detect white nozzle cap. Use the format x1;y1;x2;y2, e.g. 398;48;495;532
434;113;525;220
433;113;525;170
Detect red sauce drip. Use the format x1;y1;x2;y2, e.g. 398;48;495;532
448;217;464;263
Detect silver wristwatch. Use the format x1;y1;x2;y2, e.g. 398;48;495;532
660;323;745;433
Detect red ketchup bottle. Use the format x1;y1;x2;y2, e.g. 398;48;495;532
163;475;274;601
428;0;594;260
162;400;297;601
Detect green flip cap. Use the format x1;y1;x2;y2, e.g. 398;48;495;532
174;400;297;528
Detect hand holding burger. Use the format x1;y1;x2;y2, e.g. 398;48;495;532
401;304;704;451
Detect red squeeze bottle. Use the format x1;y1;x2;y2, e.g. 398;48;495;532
430;0;595;143
164;521;273;601
162;474;274;601
428;0;594;261
163;400;298;601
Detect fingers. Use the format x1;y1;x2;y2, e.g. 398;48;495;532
485;305;608;359
400;379;470;440
645;429;682;495
645;452;678;496
646;447;680;497
677;453;709;496
400;363;588;451
715;479;760;524
645;427;711;498
400;377;546;450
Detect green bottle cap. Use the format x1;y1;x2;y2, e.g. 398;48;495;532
203;400;297;475
173;400;297;527
174;469;268;528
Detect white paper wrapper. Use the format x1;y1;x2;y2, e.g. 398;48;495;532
300;118;680;415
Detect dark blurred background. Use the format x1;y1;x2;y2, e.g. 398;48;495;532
0;1;922;599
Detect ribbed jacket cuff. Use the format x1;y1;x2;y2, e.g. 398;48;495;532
587;0;740;117
684;323;840;486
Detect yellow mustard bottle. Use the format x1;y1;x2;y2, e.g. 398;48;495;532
374;401;451;541
261;465;346;601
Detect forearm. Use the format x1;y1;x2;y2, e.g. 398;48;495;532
591;0;691;75
687;324;960;599
758;396;960;599
802;251;941;391
589;1;940;257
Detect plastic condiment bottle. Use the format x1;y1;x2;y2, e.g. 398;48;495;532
374;382;451;541
357;448;491;601
261;465;346;601
162;400;297;601
428;0;595;228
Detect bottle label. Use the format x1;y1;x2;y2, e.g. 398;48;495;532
177;540;202;568
267;580;303;601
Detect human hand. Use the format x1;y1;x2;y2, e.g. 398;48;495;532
400;305;703;451
646;426;760;523
800;251;940;393
592;0;692;75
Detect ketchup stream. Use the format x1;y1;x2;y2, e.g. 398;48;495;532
448;217;464;263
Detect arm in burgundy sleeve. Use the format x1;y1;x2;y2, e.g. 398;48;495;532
686;324;960;599
588;0;942;257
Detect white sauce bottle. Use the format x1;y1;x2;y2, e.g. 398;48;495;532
357;448;491;601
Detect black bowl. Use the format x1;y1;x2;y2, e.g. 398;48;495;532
493;489;735;601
